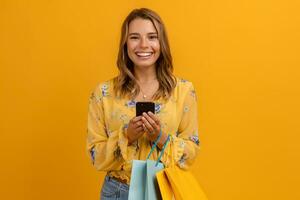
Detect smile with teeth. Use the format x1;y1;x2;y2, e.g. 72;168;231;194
136;52;153;58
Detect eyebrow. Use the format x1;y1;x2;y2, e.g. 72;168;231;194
128;32;158;36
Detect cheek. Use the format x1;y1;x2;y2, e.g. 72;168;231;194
126;44;136;58
126;42;134;51
126;40;137;50
152;42;160;52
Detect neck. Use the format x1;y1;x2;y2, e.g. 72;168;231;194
133;65;157;83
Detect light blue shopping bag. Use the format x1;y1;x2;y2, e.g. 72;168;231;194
128;134;171;200
128;160;147;200
145;159;164;200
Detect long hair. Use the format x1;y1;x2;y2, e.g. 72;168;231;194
113;8;177;101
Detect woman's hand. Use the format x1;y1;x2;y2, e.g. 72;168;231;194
141;112;168;149
126;116;144;145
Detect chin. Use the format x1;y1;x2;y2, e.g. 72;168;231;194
133;58;159;67
134;61;156;68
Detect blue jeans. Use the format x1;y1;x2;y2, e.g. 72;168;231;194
100;175;129;200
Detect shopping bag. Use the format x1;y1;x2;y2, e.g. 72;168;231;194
128;152;165;200
156;170;175;200
128;160;147;200
145;159;164;200
156;136;208;200
164;166;208;200
128;132;170;200
128;159;164;200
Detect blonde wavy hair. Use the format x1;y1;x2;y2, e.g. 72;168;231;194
113;8;177;101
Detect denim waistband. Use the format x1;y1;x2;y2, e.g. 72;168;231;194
105;175;129;191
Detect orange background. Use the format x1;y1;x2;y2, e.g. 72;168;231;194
1;0;299;199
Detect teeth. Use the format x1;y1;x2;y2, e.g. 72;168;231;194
136;52;153;57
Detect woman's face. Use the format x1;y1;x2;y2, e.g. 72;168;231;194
126;18;161;70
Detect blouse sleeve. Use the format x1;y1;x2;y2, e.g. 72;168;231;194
86;84;131;171
160;81;200;169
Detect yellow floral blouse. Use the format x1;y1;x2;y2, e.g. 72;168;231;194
86;77;200;184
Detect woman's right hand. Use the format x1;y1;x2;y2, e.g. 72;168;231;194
126;116;144;145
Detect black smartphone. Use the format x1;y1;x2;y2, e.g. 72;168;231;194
136;102;155;116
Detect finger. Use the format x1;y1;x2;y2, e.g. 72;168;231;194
148;112;160;125
146;112;161;132
131;116;142;123
134;121;143;129
142;112;155;125
142;123;151;133
136;126;144;134
142;113;158;129
142;117;154;132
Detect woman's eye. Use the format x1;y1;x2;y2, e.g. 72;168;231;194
149;36;158;39
130;36;138;39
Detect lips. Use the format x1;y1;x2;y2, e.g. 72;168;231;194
135;52;153;58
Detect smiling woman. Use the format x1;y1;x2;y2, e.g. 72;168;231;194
127;19;160;68
86;8;200;200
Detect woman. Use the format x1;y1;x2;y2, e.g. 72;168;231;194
87;8;200;200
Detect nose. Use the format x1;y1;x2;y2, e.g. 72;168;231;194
139;37;148;48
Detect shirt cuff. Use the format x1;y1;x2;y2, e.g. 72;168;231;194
159;135;185;168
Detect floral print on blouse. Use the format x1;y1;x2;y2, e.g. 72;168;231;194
86;77;200;184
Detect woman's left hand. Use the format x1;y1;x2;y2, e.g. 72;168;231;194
141;111;162;142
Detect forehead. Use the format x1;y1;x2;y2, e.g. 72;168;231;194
128;18;158;34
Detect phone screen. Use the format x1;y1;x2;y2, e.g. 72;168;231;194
136;102;155;116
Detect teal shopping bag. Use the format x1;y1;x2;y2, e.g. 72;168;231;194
145;159;164;200
128;160;164;200
128;160;147;200
128;134;171;200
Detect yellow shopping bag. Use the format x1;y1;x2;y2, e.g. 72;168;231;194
156;135;208;200
156;170;175;200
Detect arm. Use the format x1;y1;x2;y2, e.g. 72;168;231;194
160;82;200;169
86;84;131;171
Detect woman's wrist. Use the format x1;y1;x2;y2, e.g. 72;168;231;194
153;130;162;143
125;128;134;146
156;133;168;150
